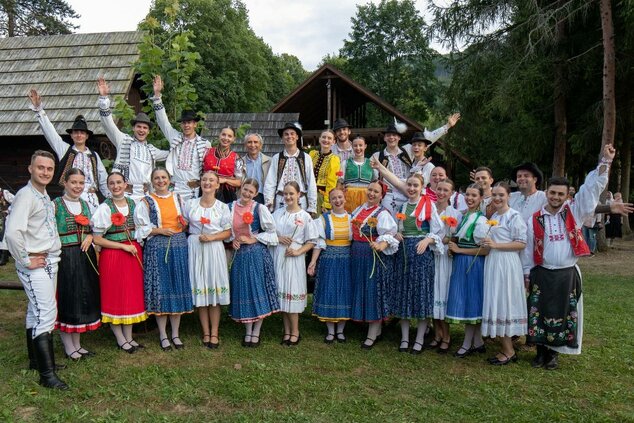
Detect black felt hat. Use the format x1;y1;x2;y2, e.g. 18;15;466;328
410;132;432;145
278;122;303;138
513;162;544;187
176;110;202;123
332;118;352;131
384;124;400;135
130;112;154;128
66;115;93;136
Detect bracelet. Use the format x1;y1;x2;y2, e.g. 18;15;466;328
600;157;613;165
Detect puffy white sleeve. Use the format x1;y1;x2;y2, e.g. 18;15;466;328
219;202;232;231
572;166;609;224
301;210;319;245
90;203;114;236
255;204;278;246
150;96;181;145
423;124;449;144
263;154;279;207
425;203;445;254
133;199;155;241
510;212;528;243
522;217;536;275
312;216;327;250
33;107;69;159
376;209;399;255
473;215;490;245
97;96;125;149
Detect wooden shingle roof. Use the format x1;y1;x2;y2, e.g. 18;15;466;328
0;31;143;137
203;112;300;156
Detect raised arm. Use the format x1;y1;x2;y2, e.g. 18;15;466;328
572;144;614;222
150;75;181;145
96;77;125;148
28;89;68;159
423;113;460;144
369;156;407;193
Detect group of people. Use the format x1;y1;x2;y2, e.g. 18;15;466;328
4;77;630;391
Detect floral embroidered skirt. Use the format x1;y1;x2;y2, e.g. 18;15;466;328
143;233;193;315
229;243;279;322
273;243;308;313
313;245;352;322
527;266;581;348
391;237;435;319
350;241;392;322
188;236;230;307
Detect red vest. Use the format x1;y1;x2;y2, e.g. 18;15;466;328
532;204;590;265
203;148;239;177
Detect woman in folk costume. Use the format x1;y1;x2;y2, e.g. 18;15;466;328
183;170;232;349
91;172;147;353
342;136;377;213
53;168;101;361
446;184;490;358
309;130;341;215
135;168;193;351
350;180;399;350
202;127;243;203
430;179;463;353
307;188;353;343
481;182;528;365
371;158;444;354
228;178;279;347
272;181;319;346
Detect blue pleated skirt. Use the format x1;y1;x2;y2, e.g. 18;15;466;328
392;237;435;319
229;242;280;322
445;253;484;324
350;241;392;322
143;232;193;314
313;245;352;321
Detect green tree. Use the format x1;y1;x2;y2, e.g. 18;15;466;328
339;0;439;123
0;0;77;36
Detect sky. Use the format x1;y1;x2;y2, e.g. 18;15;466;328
66;0;448;71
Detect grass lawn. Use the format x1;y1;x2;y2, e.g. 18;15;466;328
0;249;632;422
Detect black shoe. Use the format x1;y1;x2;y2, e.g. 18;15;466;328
207;335;219;349
171;337;185;350
336;332;347;343
398;340;410;353
26;329;37;370
437;339;451;354
33;332;69;390
118;341;137;354
129;340;145;349
489;352;518;366
453;347;471;358
470;344;486;354
544;350;559;370
65;350;82;362
249;336;260;348
77;348;96;358
288;334;301;346
160;338;172;352
241;335;251;348
324;333;336;344
410;341;425;355
361;337;378;350
531;345;547;368
280;334;291;346
203;334;212;348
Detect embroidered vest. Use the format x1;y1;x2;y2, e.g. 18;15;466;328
203;148;240;177
276;151;307;190
378;148;414;182
54;148;100;188
103;197;136;242
351;205;384;242
532;204;590;265
228;201;263;233
456;210;483;249
322;211;352;246
344;158;374;184
53;197;92;246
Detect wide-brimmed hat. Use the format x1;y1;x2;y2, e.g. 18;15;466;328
410;132;432;145
513;162;543;187
332;118;352;131
384;124;400;135
130;112;153;128
66;115;93;136
278;122;303;138
176;110;202;123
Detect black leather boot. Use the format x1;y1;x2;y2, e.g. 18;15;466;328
0;249;9;266
47;333;66;370
33;332;69;390
531;344;546;368
544;349;559;370
26;329;37;370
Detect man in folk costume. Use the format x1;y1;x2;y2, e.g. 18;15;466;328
241;132;271;205
331;118;354;162
97;77;169;202
522;144;615;370
371;115;458;216
150;75;210;201
28;89;109;211
509;162;547;223
263;122;318;214
5;151;68;389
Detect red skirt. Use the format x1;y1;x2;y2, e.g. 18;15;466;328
99;241;148;325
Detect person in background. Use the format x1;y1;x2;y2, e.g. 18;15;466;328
309;130;341;214
341;136;377;213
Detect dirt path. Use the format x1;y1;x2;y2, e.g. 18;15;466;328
578;237;634;277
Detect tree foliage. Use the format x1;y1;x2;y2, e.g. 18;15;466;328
339;0;439;124
0;0;77;37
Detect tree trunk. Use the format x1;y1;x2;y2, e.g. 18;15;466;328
551;6;567;177
620;109;632;234
5;0;16;37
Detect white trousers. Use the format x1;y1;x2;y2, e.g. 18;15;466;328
16;262;58;338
